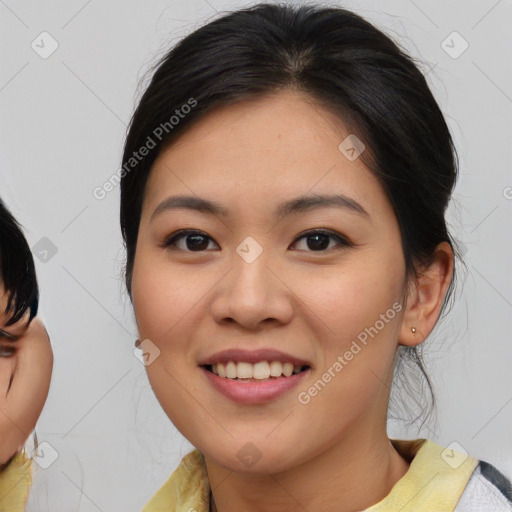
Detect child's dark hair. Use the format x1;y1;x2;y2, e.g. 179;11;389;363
0;197;39;326
120;3;462;427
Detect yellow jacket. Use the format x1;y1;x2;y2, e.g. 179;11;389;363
142;438;486;511
0;452;32;511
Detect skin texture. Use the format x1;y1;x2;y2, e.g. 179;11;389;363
131;90;453;512
0;285;53;465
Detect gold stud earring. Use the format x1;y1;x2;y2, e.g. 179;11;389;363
411;327;416;334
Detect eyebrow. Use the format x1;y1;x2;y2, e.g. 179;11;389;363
151;193;370;221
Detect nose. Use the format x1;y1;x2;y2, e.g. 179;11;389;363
209;249;294;331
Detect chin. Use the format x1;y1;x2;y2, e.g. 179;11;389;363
197;435;305;475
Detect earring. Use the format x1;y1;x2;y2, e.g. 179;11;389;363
411;327;416;334
134;338;141;348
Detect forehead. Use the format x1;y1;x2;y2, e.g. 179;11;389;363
143;90;388;221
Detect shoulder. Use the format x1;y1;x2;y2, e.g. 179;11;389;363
142;449;209;512
455;459;512;511
375;438;510;512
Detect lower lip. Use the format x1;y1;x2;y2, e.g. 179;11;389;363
201;366;310;404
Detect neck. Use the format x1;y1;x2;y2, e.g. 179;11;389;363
205;429;410;512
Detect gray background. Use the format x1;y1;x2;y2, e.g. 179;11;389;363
1;0;511;510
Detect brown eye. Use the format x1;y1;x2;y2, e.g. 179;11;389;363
291;229;352;252
0;345;16;358
163;229;219;252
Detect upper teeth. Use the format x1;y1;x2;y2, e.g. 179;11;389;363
211;361;304;379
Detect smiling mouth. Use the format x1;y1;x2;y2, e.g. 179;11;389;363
202;361;311;381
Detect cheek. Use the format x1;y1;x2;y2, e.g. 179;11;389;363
0;357;17;399
289;255;403;405
131;250;192;342
290;253;403;342
131;254;199;433
131;247;217;375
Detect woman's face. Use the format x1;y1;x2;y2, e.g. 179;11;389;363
131;90;411;473
0;285;53;464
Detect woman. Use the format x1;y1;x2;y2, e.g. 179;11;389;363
120;3;512;511
0;197;53;511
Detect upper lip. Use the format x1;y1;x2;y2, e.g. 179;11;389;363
198;348;311;367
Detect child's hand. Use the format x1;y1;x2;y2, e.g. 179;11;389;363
0;315;53;465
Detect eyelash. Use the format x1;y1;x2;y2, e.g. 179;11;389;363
162;228;352;253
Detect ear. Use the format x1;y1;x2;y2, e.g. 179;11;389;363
398;241;454;347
